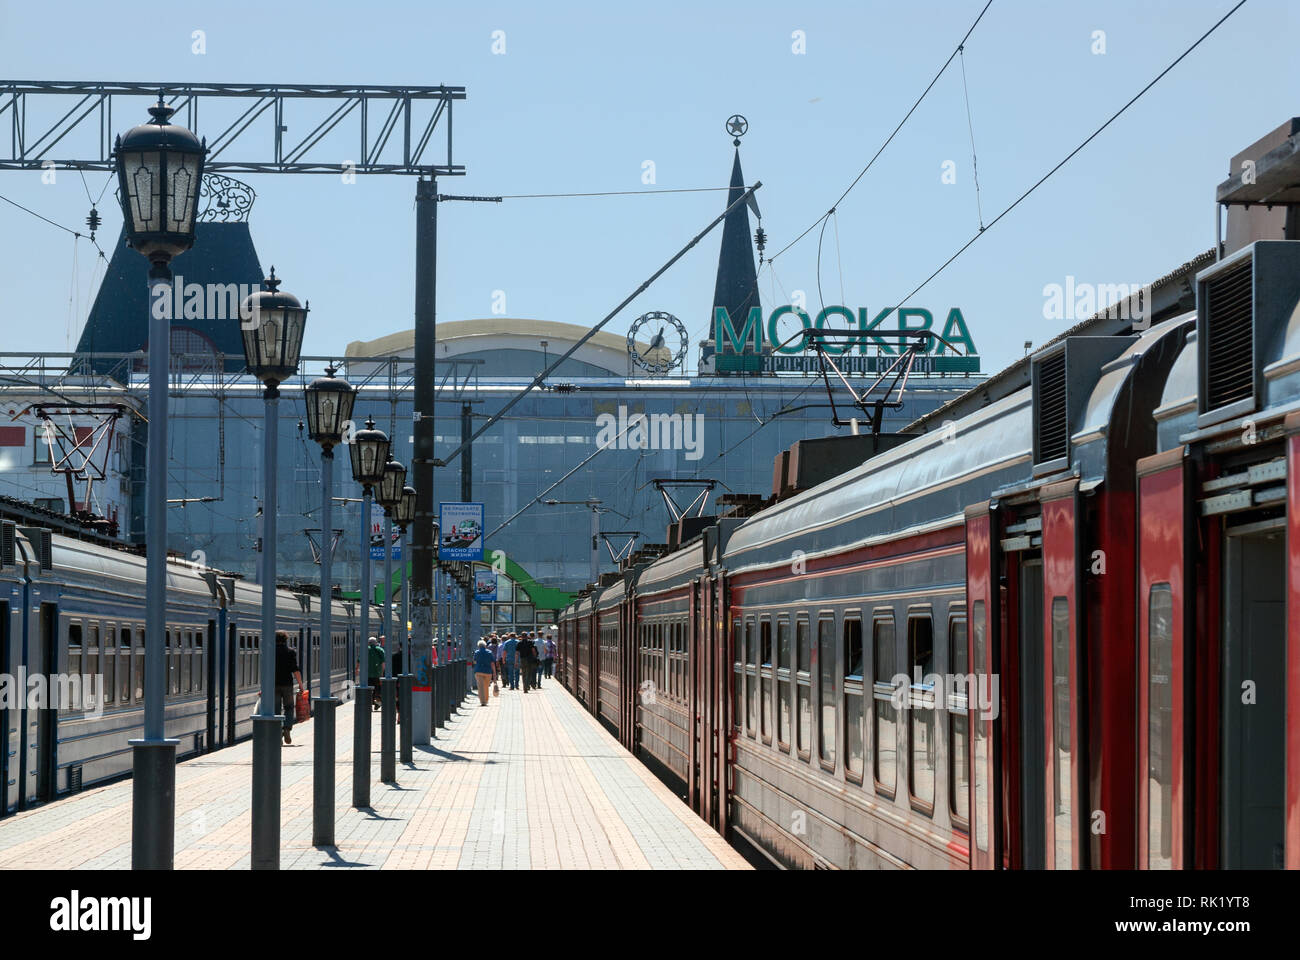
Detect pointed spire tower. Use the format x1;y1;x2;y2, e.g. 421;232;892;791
711;115;762;370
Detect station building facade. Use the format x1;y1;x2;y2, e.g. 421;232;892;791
0;153;985;628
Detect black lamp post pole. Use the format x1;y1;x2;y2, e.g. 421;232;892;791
115;95;205;871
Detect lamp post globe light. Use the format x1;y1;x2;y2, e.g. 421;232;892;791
240;270;308;870
348;417;389;807
114;93;206;872
303;365;355;846
395;486;417;762
376;458;406;785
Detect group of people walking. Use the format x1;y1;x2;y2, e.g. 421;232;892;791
472;629;556;706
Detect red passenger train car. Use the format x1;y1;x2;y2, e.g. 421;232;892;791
558;238;1300;870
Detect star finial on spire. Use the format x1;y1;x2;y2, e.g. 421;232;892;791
725;114;748;147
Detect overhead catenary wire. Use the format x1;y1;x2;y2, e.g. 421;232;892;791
486;413;645;540
958;45;985;231
884;0;1248;318
768;0;996;267
495;186;735;200
687;0;995;431
437;179;762;470
696;0;1247;471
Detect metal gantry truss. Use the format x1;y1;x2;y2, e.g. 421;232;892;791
0;81;465;175
797;329;966;434
0;352;483;403
651;478;717;522
598;531;640;565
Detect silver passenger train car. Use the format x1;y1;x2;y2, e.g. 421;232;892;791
0;522;358;815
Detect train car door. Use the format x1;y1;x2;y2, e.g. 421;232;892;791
1137;448;1192;869
1221;530;1286;868
227;623;238;744
206;619;217;753
32;603;57;804
964;504;997;869
1;596;10;816
718;574;732;840
687;580;698;813
1040;483;1082;870
1018;560;1046;870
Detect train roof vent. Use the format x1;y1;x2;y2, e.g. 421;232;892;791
18;526;52;571
1031;337;1135;475
1033;351;1069;466
1196;242;1300;427
1202;256;1254;412
0;521;14;567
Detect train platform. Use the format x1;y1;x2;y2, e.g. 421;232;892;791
0;679;749;871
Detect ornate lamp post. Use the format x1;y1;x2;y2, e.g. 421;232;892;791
239;269;308;870
303;365;355;845
376;457;406;784
394;485;417;761
114;93;205;871
348;417;389;807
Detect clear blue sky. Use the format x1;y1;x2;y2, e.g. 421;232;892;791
0;0;1296;376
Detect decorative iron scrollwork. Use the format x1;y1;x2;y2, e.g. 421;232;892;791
197;173;256;223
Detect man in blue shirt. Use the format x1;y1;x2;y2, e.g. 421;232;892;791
473;640;496;705
500;633;519;690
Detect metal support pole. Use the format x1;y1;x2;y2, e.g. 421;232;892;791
131;260;179;870
411;176;437;747
353;489;373;807
380;513;397;783
313;448;339;846
399;525;413;763
251;385;282;870
435;565;444;726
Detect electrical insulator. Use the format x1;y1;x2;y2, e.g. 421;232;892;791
754;226;767;262
85;207;101;236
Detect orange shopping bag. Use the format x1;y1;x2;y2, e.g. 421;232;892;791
295;689;310;723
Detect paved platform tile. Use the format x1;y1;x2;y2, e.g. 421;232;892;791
0;679;750;871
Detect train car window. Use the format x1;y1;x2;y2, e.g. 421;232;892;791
658;622;665;696
119;628;132;703
1147;584;1174;870
796;618;811;758
194;633;204;694
776;619;791;750
745;620;757;735
1051;597;1072;869
760;619;772;741
972;601;988;852
134;628;145;701
949;617;969;826
86;623;100;692
676;621;685;701
67;622;83;684
181;630;193;693
732;619;743;732
103;626;116;706
817;617;836;768
844;618;864;780
872;616;897;795
908;615;935;811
